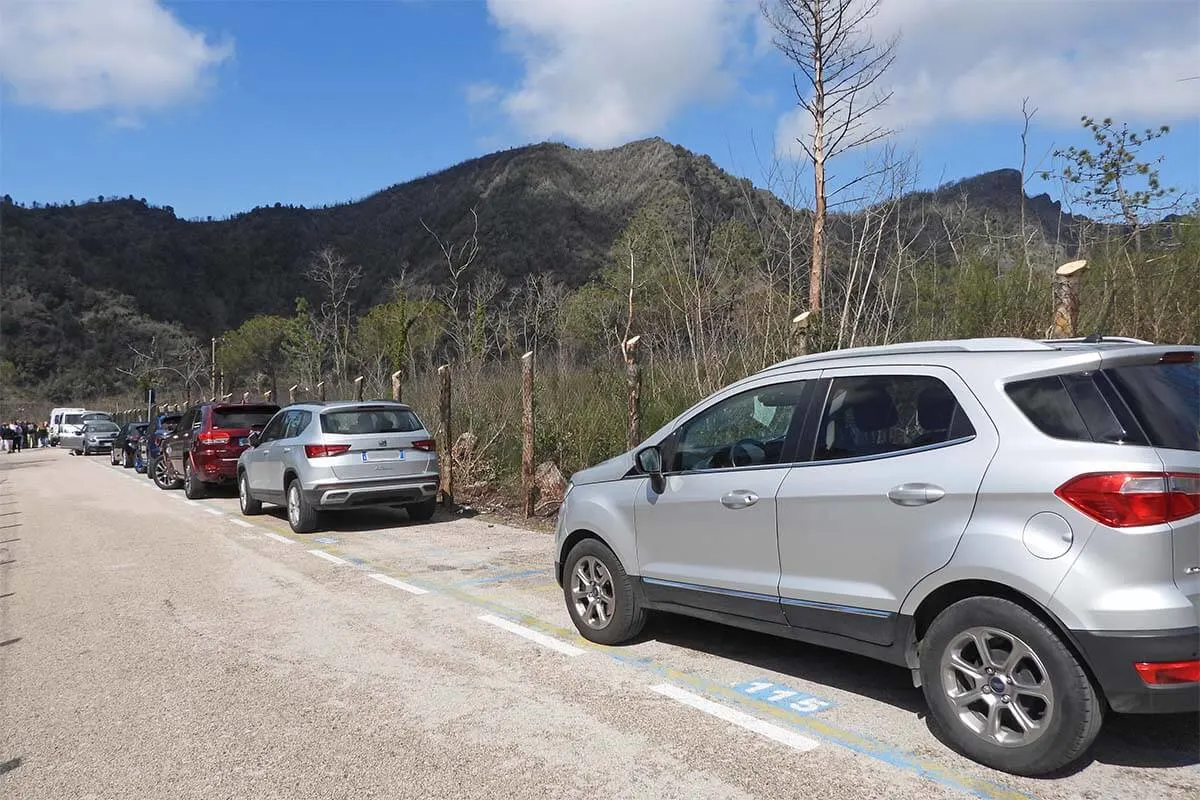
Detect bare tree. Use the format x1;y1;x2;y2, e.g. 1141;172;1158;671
305;247;363;387
421;207;480;310
761;0;897;318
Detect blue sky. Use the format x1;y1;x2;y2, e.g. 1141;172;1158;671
2;0;1197;221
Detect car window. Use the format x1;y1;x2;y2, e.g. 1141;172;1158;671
258;412;289;444
65;414;82;425
1104;360;1199;452
320;408;422;434
281;410;311;439
669;381;807;472
212;405;279;430
814;374;975;461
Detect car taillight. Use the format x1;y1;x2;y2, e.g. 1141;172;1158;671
1055;472;1200;527
304;444;351;458
197;431;230;446
411;439;436;452
1135;660;1200;685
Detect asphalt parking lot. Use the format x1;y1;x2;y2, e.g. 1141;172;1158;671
1;447;1196;799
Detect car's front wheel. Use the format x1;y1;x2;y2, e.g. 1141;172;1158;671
562;539;646;646
238;471;263;516
152;456;180;490
919;597;1104;776
286;479;319;533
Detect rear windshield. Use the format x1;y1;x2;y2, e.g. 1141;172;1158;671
65;414;82;424
321;408;422;435
212;406;279;430
1105;361;1199;452
1007;360;1199;451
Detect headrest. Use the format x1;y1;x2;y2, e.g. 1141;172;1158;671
917;386;956;431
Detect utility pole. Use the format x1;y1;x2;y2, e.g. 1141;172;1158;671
210;337;218;401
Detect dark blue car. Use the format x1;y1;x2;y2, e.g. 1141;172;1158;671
137;411;183;474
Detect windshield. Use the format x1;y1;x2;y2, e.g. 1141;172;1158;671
87;422;120;433
212;405;279;429
1105;360;1200;452
321;408;423;434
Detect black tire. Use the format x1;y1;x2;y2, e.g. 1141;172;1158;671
238;471;263;516
406;498;437;521
285;479;319;534
122;449;134;468
183;458;207;499
152;456;181;490
561;538;646;646
919;597;1104;776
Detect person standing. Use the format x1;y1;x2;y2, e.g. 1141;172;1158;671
8;422;21;453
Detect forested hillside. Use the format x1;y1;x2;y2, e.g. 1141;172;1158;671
1;134;1193;411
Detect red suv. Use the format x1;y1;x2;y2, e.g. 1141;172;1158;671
160;402;280;498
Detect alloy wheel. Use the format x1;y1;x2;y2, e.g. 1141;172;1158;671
569;555;616;630
287;484;300;528
939;626;1056;748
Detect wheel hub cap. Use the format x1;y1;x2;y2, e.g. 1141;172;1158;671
569;555;614;630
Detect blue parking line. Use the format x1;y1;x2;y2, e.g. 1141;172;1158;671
453;568;549;587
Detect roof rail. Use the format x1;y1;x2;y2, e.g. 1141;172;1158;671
757;337;1055;374
1038;336;1154;345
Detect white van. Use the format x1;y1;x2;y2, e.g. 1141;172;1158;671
49;407;87;446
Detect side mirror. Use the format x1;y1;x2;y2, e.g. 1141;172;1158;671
636;445;666;495
246;431;261;447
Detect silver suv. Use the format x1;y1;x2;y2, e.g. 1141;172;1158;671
554;336;1199;776
237;401;440;533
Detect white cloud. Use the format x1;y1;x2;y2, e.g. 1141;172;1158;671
0;0;232;113
776;0;1200;157
483;0;756;147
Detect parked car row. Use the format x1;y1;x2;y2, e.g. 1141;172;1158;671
99;399;443;535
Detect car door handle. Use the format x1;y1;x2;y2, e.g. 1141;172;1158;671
720;490;759;509
887;483;945;506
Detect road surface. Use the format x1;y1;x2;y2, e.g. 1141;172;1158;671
1;447;1196;799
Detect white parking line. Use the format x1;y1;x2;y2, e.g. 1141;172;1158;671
478;614;584;657
203;507;224;516
367;573;428;595
650;684;820;753
229;519;255;529
261;531;294;545
308;549;349;565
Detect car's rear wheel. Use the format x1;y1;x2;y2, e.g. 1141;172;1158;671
406;498;437;521
183;458;207;499
286;479;319;533
562;538;646;646
238;471;263;516
919;597;1104;776
122;449;134;468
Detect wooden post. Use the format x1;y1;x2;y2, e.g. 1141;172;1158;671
210;336;217;402
354;375;364;401
521;351;535;517
264;390;273;405
792;311;812;357
623;335;641;450
242;391;250;405
1051;260;1088;339
391;370;403;402
438;364;453;507
317;381;326;402
221;393;233;403
289;384;300;405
